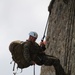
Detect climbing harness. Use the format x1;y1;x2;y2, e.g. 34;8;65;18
41;15;49;42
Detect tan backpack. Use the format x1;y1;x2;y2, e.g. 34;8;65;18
9;40;30;70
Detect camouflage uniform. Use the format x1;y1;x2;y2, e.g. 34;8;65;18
23;40;45;65
23;40;66;75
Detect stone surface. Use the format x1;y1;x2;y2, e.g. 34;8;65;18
41;0;75;75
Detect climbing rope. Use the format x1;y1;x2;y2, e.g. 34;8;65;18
41;15;49;42
33;65;35;75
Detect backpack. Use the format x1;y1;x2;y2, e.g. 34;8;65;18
9;40;30;70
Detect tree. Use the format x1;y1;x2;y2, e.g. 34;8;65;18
41;0;75;75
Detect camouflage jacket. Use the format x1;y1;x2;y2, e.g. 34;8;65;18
23;40;46;65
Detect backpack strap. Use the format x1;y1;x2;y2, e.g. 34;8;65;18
13;62;16;71
12;62;23;75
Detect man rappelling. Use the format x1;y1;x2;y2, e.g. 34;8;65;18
9;31;66;75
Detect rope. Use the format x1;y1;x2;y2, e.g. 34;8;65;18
33;65;35;75
41;15;49;42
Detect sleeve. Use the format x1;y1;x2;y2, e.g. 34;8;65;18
40;44;46;51
39;41;46;51
23;43;32;65
35;43;46;53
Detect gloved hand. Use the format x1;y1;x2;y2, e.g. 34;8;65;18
40;41;46;46
40;41;46;50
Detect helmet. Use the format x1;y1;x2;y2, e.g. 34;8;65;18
29;31;38;38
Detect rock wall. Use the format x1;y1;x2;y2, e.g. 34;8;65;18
41;0;75;75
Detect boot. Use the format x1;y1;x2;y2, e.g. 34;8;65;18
53;62;66;75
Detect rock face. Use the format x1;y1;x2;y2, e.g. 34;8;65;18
40;0;75;75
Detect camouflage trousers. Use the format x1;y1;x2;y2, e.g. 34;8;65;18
33;53;66;75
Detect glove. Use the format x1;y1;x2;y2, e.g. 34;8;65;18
40;41;46;50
